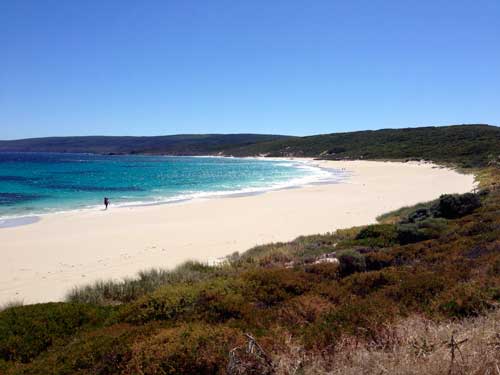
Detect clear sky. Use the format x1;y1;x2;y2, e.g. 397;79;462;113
1;1;499;139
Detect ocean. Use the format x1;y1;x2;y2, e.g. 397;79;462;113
0;153;343;220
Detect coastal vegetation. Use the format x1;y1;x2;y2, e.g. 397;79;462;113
0;128;498;374
0;166;498;374
227;124;500;168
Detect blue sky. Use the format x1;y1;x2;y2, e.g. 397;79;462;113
1;0;499;139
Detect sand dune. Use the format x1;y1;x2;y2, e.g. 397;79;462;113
0;160;475;304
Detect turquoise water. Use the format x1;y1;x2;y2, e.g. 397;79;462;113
0;153;338;219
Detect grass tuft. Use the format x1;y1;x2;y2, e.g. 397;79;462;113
66;260;217;305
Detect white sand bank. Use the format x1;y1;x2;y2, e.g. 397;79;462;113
0;160;475;304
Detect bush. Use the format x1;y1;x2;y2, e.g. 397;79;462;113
277;294;332;327
396;223;429;244
365;250;394;271
341;270;399;297
194;279;248;323
120;278;251;325
384;271;448;311
307;295;398;348
0;303;113;363
405;208;432;223
18;324;148;375
431;193;481;219
120;283;202;324
354;224;399;247
304;262;340;280
396;218;448;245
337;250;366;277
127;324;243;374
434;283;493;318
241;268;311;307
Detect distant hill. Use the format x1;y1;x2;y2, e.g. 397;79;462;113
1;125;498;167
223;124;500;167
0;134;290;156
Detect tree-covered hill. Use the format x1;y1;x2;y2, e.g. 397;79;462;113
225;124;500;167
1;125;499;167
0;134;290;155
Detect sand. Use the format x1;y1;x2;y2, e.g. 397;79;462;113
0;160;475;305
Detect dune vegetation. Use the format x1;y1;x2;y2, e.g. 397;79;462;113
0;163;498;374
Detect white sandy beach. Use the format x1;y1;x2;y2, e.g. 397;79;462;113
0;160;475;305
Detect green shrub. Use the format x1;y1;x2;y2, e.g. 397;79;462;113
120;283;202;324
405;208;432;223
396;218;448;245
194;279;248;323
0;303;113;363
120;277;250;325
242;268;311;306
17;324;148;375
431;193;481;219
354;224;398;247
376;200;436;224
127;324;243;375
337;250;367;277
396;223;429;244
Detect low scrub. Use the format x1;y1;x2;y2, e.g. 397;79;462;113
434;282;494;318
0;303;113;363
128;324;243;374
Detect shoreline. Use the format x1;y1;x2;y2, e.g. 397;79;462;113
0;157;343;228
0;160;475;304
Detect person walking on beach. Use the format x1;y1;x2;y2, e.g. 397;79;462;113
104;197;109;210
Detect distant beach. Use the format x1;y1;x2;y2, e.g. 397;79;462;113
0;159;475;304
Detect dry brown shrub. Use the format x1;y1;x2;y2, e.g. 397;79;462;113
276;294;333;326
272;309;500;375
